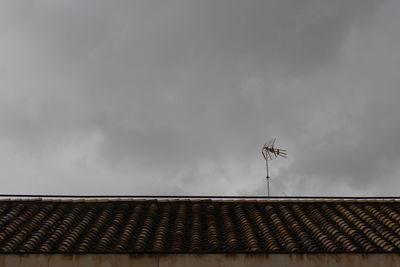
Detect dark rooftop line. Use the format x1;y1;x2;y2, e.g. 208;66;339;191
0;194;399;200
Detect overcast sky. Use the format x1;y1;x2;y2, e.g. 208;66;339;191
0;0;399;196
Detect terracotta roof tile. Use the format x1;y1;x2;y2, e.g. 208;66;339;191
0;199;399;253
189;204;202;251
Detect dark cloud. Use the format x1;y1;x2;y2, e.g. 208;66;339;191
0;0;398;195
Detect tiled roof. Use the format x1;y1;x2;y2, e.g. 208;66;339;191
0;199;399;253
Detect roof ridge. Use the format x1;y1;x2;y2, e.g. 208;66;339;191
0;198;399;203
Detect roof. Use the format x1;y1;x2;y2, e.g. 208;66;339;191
0;198;400;253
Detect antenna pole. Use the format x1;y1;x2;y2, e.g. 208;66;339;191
266;159;270;198
262;138;286;199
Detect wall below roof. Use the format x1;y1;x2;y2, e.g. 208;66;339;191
0;253;399;267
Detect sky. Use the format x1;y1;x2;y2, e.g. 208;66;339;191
0;0;399;196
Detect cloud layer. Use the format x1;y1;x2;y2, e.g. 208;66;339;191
0;0;399;196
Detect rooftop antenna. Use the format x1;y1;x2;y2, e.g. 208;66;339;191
262;138;287;198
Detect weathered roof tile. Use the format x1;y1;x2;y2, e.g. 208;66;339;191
0;199;399;253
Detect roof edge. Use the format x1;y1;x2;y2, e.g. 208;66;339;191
0;197;399;203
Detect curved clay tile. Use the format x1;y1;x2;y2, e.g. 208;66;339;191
76;204;114;252
233;204;260;251
206;204;220;250
189;204;202;251
57;206;97;252
248;205;280;251
265;205;300;252
134;203;158;251
114;204;143;251
278;205;318;252
0;200;399;253
220;205;239;251
171;204;187;251
96;203;128;251
152;205;171;251
38;205;83;252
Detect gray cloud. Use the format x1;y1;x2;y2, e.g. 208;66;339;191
0;0;398;196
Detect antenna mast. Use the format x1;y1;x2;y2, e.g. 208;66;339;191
262;138;287;198
265;157;270;197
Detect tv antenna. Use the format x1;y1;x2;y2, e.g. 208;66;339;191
262;138;287;198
